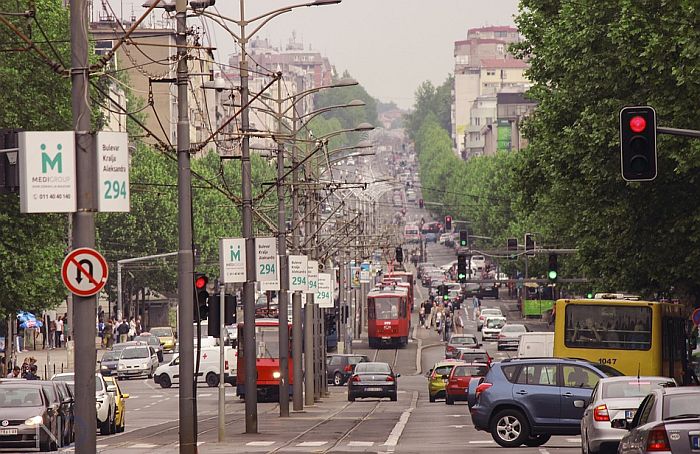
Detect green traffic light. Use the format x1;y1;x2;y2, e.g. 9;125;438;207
443;295;449;300
548;270;557;280
586;292;594;299
458;273;465;279
460;241;466;246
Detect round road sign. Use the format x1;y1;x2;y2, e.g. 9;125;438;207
692;308;700;326
61;247;109;297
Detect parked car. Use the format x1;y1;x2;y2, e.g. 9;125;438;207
133;333;164;362
347;362;399;402
51;380;75;446
614;387;700;454
470;357;623;447
477;308;503;331
98;349;122;376
117;345;159;380
427;359;465;402
458;349;492;367
326;354;370;386
103;376;129;433
149;326;176;352
581;376;676;454
481;316;507;342
0;383;60;451
497;324;529;350
445;334;480;359
445;363;489;405
52;372;117;436
478;284;499;299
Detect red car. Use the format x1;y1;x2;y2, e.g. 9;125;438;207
445;363;489;405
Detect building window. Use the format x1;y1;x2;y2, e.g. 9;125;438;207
486;70;496;76
95;40;112;55
486;117;492;124
497;44;505;54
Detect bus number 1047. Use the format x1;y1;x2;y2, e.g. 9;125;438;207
598;358;617;365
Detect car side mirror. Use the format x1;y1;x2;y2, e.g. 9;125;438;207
396;373;401;378
610;418;629;430
122;393;130;399
573;399;586;408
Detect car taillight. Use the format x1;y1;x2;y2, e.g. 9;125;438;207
646;426;671;451
593;404;609;422
344;365;353;372
475;382;492;398
352;375;361;382
446;346;456;352
385;376;395;382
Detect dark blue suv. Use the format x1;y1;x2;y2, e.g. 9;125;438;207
470;358;622;447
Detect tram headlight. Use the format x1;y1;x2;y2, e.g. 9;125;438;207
272;371;281;379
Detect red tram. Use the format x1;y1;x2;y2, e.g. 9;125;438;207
236;318;293;402
367;286;411;348
386;271;416;311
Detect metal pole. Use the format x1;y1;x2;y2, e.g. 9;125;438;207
304;187;315;406
117;262;122;319
175;0;196;451
291;96;303;412
238;0;258;432
218;286;225;441
276;77;290;417
70;0;97;451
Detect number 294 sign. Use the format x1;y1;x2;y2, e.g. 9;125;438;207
97;132;130;212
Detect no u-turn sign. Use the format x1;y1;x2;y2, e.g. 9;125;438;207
61;247;109;297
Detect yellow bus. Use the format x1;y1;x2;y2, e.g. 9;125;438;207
553;297;691;384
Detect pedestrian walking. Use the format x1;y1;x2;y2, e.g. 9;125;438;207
117;320;129;343
48;318;56;349
419;305;425;327
472;295;480;321
55;316;64;348
6;366;20;378
423;300;432;329
128;317;136;341
455;312;464;334
103;319;114;348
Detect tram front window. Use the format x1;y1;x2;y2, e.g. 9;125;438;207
375;298;400;320
256;326;281;358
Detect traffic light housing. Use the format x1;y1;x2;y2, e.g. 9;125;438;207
444;215;452;231
194;273;209;321
507;238;517;260
620;106;657;181
459;230;468;248
547;253;558;282
457;254;467;283
525;233;535;257
395;246;403;263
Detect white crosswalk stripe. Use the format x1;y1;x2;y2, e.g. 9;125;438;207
296;441;328;447
347;441;374;447
246;441;276;446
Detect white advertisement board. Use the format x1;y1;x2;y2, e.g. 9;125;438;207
255;237;278;282
288;255;308;291
19;131;76;213
219;238;246;283
96;131;130;212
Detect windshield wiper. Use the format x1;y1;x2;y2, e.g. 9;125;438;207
664;413;700;421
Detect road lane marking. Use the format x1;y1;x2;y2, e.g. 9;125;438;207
246;441;276;446
539;448;551;454
348;441;374;447
296;441;327;447
130;443;158;448
383;390;418;452
448;425;467;428
468;440;495;444
199;393;212;397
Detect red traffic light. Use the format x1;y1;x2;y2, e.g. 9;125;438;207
195;274;208;289
629;116;647;133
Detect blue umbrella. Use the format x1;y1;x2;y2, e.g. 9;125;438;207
17;311;43;329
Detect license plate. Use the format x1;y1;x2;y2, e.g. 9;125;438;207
625;410;636;420
0;429;17;435
365;387;382;392
692;435;699;449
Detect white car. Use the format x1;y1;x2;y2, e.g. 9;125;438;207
477;308;503;331
117;345;159;380
52;372;117;435
581;376;676;454
481;316;506;341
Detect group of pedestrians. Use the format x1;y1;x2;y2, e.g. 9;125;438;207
6;357;39;380
98;317;142;348
418;290;482;341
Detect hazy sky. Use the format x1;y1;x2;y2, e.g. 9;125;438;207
120;0;521;109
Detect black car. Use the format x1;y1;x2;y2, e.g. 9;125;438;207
98;349;121;376
348;362;399;402
326;354;370;386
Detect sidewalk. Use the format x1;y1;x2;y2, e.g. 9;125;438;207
10;340;109;379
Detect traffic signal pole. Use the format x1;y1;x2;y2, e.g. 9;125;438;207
70;0;97;451
174;0;197;450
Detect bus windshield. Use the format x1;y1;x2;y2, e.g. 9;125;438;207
564;304;652;350
256;326;280;359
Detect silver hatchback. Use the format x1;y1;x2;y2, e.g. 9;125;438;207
580;376;675;454
117;346;159;379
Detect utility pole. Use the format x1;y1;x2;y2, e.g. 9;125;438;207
238;0;258;432
304;186;315;406
175;0;197;451
275;76;290;417
70;0;97;451
291;97;304;412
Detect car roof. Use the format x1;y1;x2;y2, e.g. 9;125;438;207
598;376;674;383
654;387;700;396
433;359;467;368
461;349;488;354
454;362;489;367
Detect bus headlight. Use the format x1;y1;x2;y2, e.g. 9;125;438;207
272;371;281;379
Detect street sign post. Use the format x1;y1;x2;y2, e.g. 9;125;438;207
61;247;108;297
255;237;278;282
96;131;130;212
288;255;308;291
220;238;246;283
